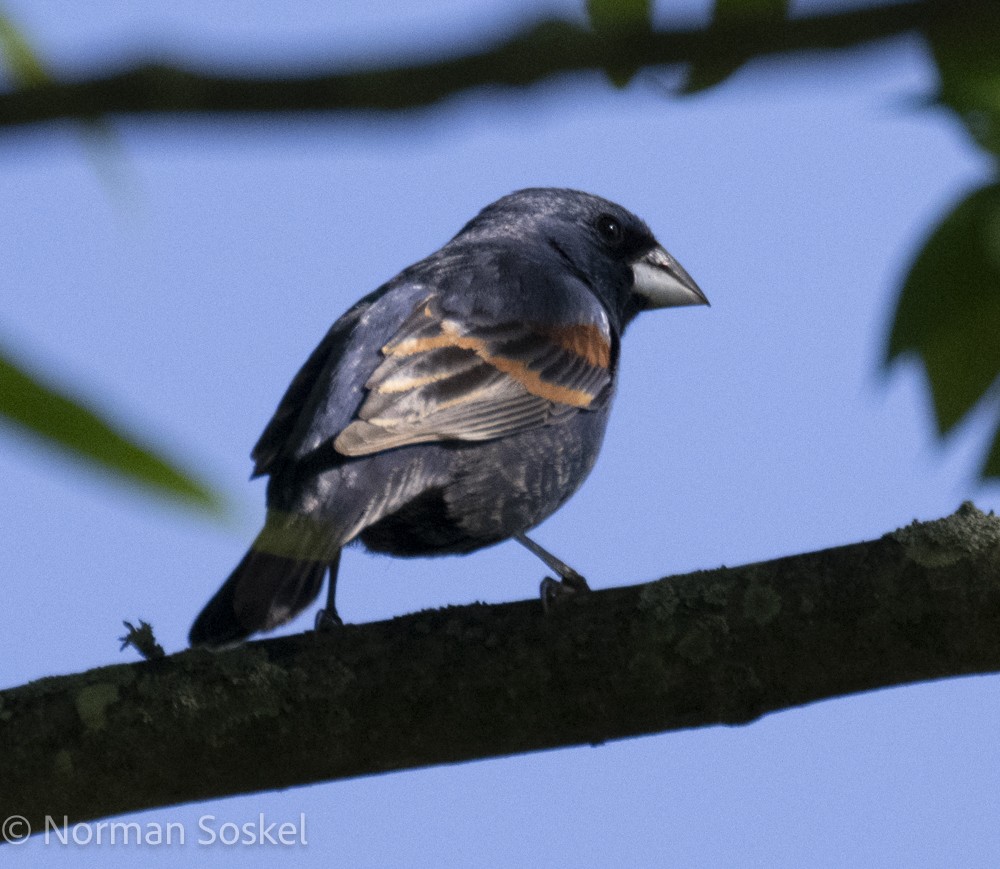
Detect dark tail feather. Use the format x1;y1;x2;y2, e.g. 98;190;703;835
189;547;330;648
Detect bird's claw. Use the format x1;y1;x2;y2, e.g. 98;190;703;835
314;608;344;633
540;573;591;613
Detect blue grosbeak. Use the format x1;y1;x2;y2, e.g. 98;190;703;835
190;188;707;647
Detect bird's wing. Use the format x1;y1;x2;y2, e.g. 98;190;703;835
251;316;358;477
251;283;431;477
333;294;614;457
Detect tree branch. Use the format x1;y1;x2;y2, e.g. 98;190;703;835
0;2;932;129
3;503;1000;833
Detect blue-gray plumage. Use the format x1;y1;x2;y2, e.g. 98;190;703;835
190;188;707;647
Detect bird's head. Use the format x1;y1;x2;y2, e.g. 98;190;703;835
458;188;708;331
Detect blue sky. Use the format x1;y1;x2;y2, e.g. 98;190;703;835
4;1;1000;866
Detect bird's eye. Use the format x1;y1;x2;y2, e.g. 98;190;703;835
596;214;623;245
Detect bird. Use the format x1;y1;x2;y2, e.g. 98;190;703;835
190;188;708;647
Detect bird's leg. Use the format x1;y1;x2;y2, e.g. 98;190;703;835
314;549;344;632
515;532;590;611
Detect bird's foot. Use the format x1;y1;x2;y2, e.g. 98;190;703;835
314;607;344;633
517;532;590;612
540;571;591;613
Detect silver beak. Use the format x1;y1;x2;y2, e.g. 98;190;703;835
631;245;709;309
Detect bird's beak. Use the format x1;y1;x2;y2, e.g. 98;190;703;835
631;245;709;309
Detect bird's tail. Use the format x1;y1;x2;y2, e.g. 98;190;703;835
189;512;339;648
188;549;329;648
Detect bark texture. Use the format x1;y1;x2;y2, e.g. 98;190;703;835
2;503;1000;831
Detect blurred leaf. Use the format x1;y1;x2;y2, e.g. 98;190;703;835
984;419;1000;479
585;0;652;87
0;16;201;510
0;9;48;86
586;0;650;33
926;3;1000;155
0;345;222;512
0;8;132;206
682;0;789;95
887;183;1000;441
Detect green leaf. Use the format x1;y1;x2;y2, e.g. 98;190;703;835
983;417;1000;479
586;0;650;33
0;10;49;87
0;345;222;512
585;0;652;88
926;3;1000;155
886;182;1000;436
0;9;132;205
682;0;789;95
0;15;202;509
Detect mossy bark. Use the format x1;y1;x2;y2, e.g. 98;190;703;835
3;503;1000;832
